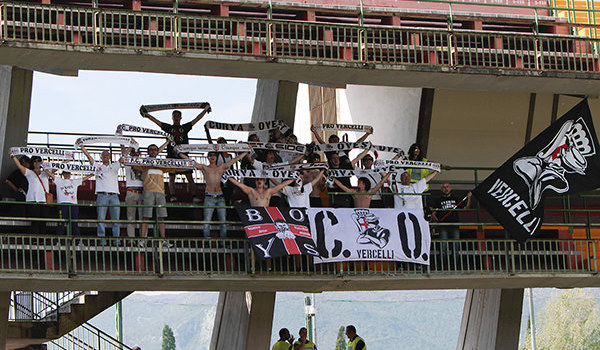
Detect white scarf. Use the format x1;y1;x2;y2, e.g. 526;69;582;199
222;168;301;185
204;120;291;134
42;161;99;174
247;142;306;154
175;143;251;153
75;136;139;150
116;124;171;139
328;166;396;178
313;123;373;133
122;156;195;169
10;146;74;160
375;159;441;173
140;102;210;113
266;162;329;171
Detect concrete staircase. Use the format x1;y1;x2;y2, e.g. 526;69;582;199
7;291;132;350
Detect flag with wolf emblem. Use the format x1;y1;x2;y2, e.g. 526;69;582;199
473;100;600;242
236;207;319;260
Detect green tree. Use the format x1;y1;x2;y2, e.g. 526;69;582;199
335;326;346;350
162;324;176;350
521;289;600;350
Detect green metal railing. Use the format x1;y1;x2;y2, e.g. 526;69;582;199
1;1;600;74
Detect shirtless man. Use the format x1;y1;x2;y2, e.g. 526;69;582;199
333;172;391;208
228;177;294;207
181;151;247;237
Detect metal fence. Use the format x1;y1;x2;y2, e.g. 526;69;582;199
1;2;600;74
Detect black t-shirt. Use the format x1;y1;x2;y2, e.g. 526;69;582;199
7;169;28;193
161;121;193;156
434;194;464;223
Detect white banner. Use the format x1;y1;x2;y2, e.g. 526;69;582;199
116;124;171;139
10;146;74;160
175;143;251;153
42;161;99;174
313;123;373;133
140;102;210;113
375;159;441;173
122;156;195;169
308;208;430;265
204;120;291;134
75;136;139;150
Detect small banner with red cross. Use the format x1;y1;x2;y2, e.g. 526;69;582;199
236;207;320;260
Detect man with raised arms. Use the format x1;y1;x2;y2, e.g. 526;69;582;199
333;172;392;208
228;177;295;207
141;105;210;202
181;150;248;238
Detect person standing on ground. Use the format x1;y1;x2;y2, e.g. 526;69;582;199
345;325;366;350
272;328;294;350
294;327;317;350
141;105;210;202
80;145;122;244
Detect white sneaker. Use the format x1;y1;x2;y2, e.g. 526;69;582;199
138;240;146;248
169;195;177;202
162;241;173;248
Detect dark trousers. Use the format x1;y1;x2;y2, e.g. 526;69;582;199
27;203;48;235
57;205;80;236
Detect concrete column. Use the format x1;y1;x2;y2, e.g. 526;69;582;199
0;66;33;198
251;80;299;140
457;289;524;350
210;291;276;350
0;292;10;350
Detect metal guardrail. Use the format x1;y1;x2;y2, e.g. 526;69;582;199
0;234;597;276
9;291;87;321
1;2;599;74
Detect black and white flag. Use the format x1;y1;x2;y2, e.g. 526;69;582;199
473;100;600;242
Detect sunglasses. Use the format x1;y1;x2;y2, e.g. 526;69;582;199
148;148;159;151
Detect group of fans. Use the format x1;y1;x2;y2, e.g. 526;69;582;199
6;102;472;245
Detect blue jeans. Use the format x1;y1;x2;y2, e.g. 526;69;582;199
203;195;227;238
97;193;121;237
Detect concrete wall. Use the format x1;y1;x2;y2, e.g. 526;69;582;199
0;66;33;197
427;90;599;185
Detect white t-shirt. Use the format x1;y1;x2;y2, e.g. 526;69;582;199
54;178;83;204
363;171;382;201
95;162;121;194
392;178;427;209
125;166;143;188
24;169;50;203
281;183;312;208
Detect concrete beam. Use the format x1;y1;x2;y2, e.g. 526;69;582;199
0;66;33;198
2;45;598;95
210;291;276;350
251;80;299;140
0;292;9;350
457;289;524;350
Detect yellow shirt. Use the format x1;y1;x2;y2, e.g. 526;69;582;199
272;340;292;350
293;339;317;350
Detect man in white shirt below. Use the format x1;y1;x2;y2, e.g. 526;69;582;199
392;170;439;211
278;170;325;208
121;146;144;239
81;145;122;244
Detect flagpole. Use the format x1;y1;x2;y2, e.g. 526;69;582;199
438;195;468;222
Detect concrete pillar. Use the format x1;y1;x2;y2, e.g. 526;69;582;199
457;289;524;350
0;66;33;197
210;291;276;350
0;292;10;350
251;80;299;140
